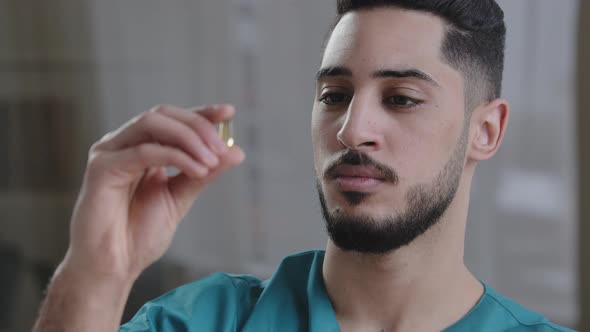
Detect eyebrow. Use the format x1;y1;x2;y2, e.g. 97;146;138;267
315;66;440;87
315;66;352;80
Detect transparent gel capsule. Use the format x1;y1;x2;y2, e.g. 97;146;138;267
217;120;234;147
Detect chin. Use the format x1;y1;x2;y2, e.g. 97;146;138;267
318;180;399;217
330;197;390;217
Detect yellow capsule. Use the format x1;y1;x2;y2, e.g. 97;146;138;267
217;120;234;147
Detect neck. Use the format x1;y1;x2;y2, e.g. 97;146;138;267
322;180;483;331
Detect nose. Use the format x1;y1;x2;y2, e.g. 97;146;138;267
336;96;383;151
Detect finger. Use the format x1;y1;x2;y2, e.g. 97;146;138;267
202;145;245;181
91;143;210;185
143;166;169;183
167;145;245;214
154;105;228;154
96;111;220;168
192;104;235;123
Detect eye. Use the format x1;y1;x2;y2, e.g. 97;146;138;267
384;95;421;108
319;92;352;105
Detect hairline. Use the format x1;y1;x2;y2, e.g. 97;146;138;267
320;6;490;112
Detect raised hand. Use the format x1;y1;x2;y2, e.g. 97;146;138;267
33;104;244;332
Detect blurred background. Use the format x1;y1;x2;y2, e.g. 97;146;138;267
0;0;587;330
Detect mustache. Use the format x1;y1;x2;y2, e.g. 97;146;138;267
324;149;399;184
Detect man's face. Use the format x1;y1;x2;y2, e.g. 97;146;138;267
312;8;468;253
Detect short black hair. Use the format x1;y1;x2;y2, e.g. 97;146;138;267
329;0;506;110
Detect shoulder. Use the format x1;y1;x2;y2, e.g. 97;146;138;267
471;285;575;332
120;250;325;332
120;272;264;332
152;271;263;308
270;250;325;277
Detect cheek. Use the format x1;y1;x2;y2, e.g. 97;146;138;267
311;109;329;172
311;109;340;147
311;109;343;172
310;109;321;144
392;113;462;183
311;110;323;155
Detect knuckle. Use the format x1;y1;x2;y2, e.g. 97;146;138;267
150;104;171;114
86;150;107;176
190;114;213;132
134;144;152;159
190;113;206;125
137;111;159;127
89;140;102;154
92;132;115;151
129;113;143;124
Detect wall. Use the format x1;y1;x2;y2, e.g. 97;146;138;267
0;0;581;330
465;0;579;325
578;0;589;330
0;1;101;330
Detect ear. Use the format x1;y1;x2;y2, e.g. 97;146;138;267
468;98;509;161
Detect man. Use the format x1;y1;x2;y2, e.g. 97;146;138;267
33;0;574;331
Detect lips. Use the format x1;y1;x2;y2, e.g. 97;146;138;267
330;165;386;191
331;165;386;179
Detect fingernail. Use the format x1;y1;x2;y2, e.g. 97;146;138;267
192;163;208;177
205;152;219;167
223;104;235;113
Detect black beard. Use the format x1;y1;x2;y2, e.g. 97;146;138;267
317;130;467;255
339;191;369;205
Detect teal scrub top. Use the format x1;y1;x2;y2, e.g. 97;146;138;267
120;250;574;332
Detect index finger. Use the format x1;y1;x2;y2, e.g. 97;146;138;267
192;104;235;123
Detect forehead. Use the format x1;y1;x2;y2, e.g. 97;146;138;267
322;7;450;78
